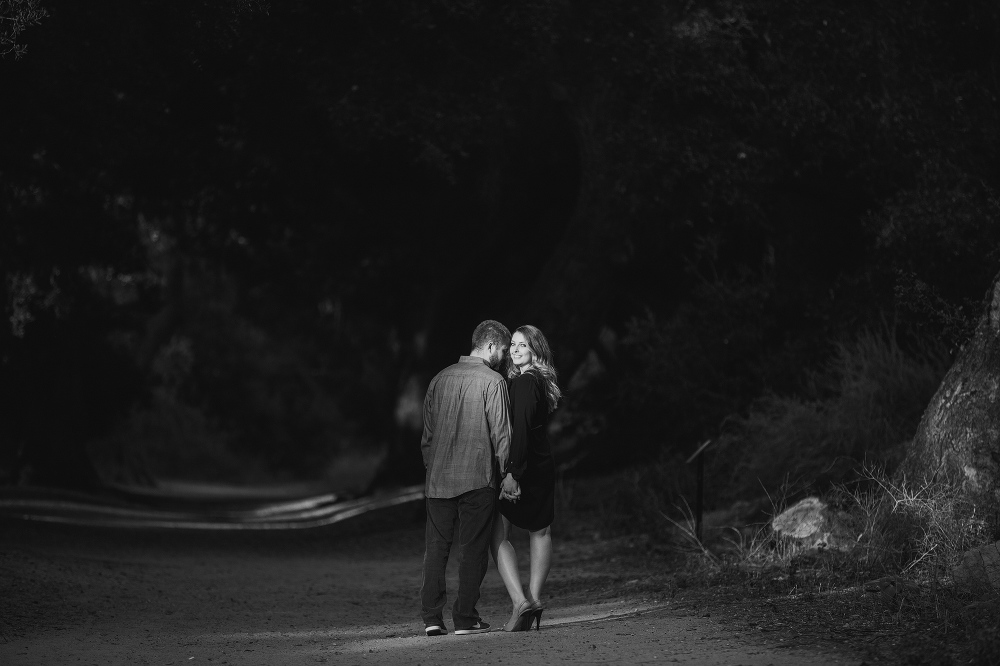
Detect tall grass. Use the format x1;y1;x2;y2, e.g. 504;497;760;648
711;328;950;502
842;470;993;577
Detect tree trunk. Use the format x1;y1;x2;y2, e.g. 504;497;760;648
526;87;627;372
899;273;1000;499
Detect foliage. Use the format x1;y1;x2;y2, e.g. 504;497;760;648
88;387;239;486
3;0;1000;488
604;323;953;591
594;455;687;540
621;322;949;507
0;0;47;59
711;329;948;500
618;272;776;455
845;471;995;576
869;162;1000;350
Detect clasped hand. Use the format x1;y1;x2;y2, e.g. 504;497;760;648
500;473;520;502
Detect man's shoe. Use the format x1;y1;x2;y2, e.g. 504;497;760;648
425;624;447;636
454;621;491;635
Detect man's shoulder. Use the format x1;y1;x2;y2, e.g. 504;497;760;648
435;357;503;382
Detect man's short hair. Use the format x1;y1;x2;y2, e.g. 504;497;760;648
471;320;511;352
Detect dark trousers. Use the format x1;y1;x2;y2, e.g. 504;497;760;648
420;486;496;629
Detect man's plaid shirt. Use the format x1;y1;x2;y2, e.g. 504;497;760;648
421;356;511;498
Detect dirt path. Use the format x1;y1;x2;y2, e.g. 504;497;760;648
0;506;864;665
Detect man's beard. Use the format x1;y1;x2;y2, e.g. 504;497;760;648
489;350;506;371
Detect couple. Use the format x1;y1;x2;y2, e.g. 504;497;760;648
419;319;562;636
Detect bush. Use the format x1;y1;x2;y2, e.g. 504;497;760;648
87;387;251;486
710;327;949;502
618;272;775;456
592;456;688;540
844;470;995;577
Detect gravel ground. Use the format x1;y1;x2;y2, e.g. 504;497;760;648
0;500;867;665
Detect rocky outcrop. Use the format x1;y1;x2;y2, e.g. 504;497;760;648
899;273;1000;501
953;541;1000;594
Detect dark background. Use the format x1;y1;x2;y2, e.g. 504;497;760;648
2;0;999;504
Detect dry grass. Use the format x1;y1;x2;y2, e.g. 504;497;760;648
556;463;1000;664
658;469;1000;665
845;469;993;576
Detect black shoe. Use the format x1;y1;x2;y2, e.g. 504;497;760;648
530;600;545;631
504;599;535;632
454;621;491;635
425;624;447;636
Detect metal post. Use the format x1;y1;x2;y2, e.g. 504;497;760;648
695;450;704;542
685;439;712;544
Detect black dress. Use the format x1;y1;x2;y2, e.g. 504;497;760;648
498;370;554;531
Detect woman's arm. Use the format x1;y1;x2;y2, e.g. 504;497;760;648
505;372;540;480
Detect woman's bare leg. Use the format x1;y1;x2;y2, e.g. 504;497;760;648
527;525;552;605
491;513;526;609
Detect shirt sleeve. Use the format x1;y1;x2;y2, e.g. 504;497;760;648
486;377;511;474
505;373;541;481
420;378;435;469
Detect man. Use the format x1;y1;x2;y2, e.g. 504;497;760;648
420;319;517;636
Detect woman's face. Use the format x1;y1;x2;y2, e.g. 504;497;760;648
510;331;534;371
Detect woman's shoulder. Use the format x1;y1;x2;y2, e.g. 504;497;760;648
511;368;540;381
511;369;544;391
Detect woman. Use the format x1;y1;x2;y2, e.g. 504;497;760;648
491;324;562;632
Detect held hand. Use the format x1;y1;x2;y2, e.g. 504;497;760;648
501;473;520;502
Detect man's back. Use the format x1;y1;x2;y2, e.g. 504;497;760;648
421;356;511;498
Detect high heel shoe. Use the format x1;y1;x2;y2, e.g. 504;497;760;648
504;599;535;632
529;600;544;630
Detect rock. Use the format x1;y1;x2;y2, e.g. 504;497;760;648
953;541;1000;593
773;497;826;539
771;496;855;553
863;576;923;606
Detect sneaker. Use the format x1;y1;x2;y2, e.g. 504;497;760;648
425;625;447;636
454;621;491;635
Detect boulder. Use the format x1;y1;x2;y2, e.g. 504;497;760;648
771;496;855;552
772;497;825;538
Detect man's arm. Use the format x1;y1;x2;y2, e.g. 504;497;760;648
485;377;511;472
420;379;435;469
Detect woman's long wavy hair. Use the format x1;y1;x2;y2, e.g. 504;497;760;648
508;324;562;412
